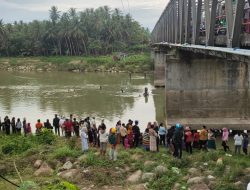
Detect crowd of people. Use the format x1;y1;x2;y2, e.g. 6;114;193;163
0;114;249;161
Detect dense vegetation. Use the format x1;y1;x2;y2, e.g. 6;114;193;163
0;6;150;57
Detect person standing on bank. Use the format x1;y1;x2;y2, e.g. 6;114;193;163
199;126;208;151
234;131;243;154
16;118;22;135
222;128;230;152
53;114;60;136
73;118;80;137
184;126;193;154
132;120;140;148
11;117;16;134
243;133;249;155
4;116;11;135
173;124;183;159
158;123;166;146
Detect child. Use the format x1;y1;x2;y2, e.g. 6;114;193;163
243;133;249;155
109;128;117;161
80;127;89;153
99;127;109;156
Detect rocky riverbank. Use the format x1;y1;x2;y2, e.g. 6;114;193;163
0;53;153;73
0;133;249;190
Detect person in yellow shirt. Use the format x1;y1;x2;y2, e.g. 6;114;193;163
199;126;208;151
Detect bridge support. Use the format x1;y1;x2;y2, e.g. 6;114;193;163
164;49;250;129
153;49;167;87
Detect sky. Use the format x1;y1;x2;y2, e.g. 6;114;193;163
0;0;169;31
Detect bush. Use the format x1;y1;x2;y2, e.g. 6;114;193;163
45;181;79;190
1;137;32;154
18;181;39;190
37;129;56;145
53;146;80;159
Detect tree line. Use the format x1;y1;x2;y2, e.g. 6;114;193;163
0;6;150;56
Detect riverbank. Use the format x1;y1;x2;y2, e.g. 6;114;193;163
0;133;249;190
0;53;153;73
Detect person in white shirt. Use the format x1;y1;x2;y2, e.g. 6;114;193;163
99;127;109;156
234;131;243;154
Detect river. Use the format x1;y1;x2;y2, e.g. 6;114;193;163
0;71;165;131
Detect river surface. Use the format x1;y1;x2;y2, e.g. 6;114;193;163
0;71;165;131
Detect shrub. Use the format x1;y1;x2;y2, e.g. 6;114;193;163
53;146;80;159
18;181;39;190
37;129;56;145
1;137;32;154
45;181;79;190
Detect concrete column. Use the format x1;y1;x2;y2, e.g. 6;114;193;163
165;49;250;129
154;50;167;87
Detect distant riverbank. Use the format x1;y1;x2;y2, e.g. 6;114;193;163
0;53;153;73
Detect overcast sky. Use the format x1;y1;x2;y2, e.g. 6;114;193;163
0;0;169;31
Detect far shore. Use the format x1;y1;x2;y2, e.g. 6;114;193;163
0;53;153;73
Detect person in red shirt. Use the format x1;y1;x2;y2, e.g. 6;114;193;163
35;119;43;134
64;119;73;138
193;130;200;149
184;126;193;154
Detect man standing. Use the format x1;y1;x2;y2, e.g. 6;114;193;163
53;114;60;136
132;120;140;148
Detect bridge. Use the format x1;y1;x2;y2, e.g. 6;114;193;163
151;0;250;129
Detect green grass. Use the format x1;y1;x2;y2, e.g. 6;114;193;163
0;53;153;73
1;133;250;189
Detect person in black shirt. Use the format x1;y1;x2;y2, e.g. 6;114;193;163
4;116;11;135
53;114;60;136
132;120;140;147
73;118;79;137
44;119;53;131
11;117;16;134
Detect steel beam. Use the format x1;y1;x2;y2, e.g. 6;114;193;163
185;0;191;44
204;0;218;46
225;0;234;47
232;0;245;48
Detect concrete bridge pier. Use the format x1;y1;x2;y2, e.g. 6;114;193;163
153;49;167;87
164;49;250;129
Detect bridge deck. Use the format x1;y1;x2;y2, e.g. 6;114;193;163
155;43;250;57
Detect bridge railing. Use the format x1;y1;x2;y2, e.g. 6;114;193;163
151;0;250;48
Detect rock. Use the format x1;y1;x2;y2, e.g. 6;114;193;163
78;155;87;162
131;154;142;160
132;183;147;190
188;168;199;175
243;167;250;175
34;160;43;169
58;169;81;181
154;165;167;176
127;170;142;183
0;165;7;173
204;170;213;176
207;175;215;181
216;158;223;165
173;183;181;190
141;173;155;182
234;181;243;189
144;161;155;167
34;162;53;177
62;161;73;170
187;177;205;185
189;183;210;190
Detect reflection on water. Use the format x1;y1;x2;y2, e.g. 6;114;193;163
0;72;165;131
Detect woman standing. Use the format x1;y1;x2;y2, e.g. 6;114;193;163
207;129;216;150
149;125;158;152
143;128;150;151
80;127;89;153
222;128;230;152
